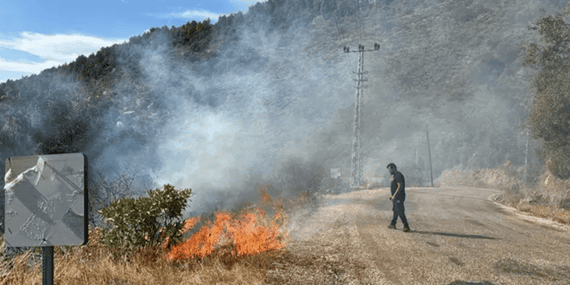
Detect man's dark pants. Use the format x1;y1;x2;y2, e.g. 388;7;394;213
390;199;409;228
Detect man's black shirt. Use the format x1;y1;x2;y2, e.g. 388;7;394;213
390;171;406;200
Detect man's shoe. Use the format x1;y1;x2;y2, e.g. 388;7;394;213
403;227;411;232
388;225;396;229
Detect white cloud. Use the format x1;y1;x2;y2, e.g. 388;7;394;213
149;1;269;22
225;0;268;10
170;9;223;21
230;0;267;4
147;9;227;22
0;58;62;74
0;31;127;75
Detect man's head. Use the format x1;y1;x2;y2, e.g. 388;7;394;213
387;163;397;174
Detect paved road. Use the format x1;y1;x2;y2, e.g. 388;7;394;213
275;187;570;284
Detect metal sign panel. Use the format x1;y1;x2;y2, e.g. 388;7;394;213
4;153;88;247
330;168;341;179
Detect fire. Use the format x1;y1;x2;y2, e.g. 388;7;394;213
165;214;229;260
163;187;286;262
159;217;201;250
226;211;282;257
257;185;273;206
164;209;284;261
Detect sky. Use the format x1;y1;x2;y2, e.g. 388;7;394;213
0;0;266;85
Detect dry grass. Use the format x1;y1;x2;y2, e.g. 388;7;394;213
438;161;521;191
439;160;570;226
0;190;317;285
515;201;570;224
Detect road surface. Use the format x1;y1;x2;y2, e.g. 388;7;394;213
267;187;570;284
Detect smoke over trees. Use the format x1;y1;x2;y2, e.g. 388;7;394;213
523;8;570;180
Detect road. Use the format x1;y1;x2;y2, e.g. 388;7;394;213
267;187;570;284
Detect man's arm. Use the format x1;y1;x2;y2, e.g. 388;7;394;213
391;182;401;200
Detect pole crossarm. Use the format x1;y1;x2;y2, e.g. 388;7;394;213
344;43;380;188
344;48;379;53
343;43;380;53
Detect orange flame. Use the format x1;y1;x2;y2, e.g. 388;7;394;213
158;217;201;250
165;214;230;260
225;211;282;257
164;189;286;262
257;185;274;206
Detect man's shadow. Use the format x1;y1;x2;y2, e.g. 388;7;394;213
409;230;498;240
448;281;494;285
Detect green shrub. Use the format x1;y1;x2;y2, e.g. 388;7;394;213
97;184;193;259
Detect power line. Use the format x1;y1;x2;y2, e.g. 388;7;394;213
374;0;380;37
355;0;363;44
373;0;377;34
329;0;344;41
344;43;380;188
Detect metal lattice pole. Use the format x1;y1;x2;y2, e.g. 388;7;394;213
344;44;379;188
352;50;363;188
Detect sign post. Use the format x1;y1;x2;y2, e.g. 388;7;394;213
4;153;88;285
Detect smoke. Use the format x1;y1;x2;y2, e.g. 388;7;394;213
133;14;355;216
1;0;566;231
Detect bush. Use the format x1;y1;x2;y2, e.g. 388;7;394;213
97;184;193;260
87;168;142;229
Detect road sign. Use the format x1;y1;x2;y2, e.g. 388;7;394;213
4;153;88;285
330;168;341;179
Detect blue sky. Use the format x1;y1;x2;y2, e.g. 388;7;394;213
0;0;266;84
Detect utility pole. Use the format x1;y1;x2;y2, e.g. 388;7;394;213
416;134;419;167
524;97;533;185
426;125;434;187
344;43;380;188
524;129;529;184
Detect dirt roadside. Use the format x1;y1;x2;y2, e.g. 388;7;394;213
265;187;570;285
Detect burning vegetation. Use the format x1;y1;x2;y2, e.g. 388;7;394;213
163;208;284;262
161;186;287;263
0;186;300;284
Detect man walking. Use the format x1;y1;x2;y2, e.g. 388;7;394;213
387;163;410;232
